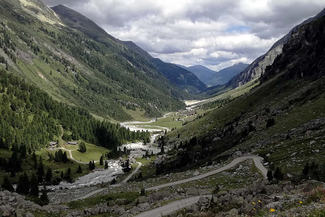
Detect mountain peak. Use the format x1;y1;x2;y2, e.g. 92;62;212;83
188;63;248;86
315;8;325;18
18;0;62;25
52;4;116;42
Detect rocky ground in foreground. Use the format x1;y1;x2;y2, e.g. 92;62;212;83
1;174;325;217
169;180;325;217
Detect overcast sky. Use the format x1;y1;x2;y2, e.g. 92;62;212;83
44;0;325;71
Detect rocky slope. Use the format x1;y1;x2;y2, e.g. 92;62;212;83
162;8;325;180
228;8;325;88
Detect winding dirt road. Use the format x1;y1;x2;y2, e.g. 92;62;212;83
135;155;267;217
56;147;98;165
135;195;212;217
123;162;143;183
146;155;267;191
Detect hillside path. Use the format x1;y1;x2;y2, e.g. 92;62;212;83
145;155;267;191
135;155;266;217
57;147;96;165
135;195;212;217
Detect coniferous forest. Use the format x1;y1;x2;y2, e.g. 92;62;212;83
0;69;150;154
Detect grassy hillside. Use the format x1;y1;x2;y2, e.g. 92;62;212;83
160;14;325;178
0;0;186;121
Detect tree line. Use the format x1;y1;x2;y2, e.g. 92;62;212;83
0;69;150;154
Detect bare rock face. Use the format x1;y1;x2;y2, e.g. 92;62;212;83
237;45;283;87
228;8;325;88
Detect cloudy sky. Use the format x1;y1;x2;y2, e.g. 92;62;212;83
44;0;325;71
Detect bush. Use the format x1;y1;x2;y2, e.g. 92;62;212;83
78;142;87;153
1;176;14;192
266;118;275;128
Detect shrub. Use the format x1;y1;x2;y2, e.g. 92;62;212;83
79;142;87;153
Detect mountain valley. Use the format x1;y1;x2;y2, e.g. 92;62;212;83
0;0;325;217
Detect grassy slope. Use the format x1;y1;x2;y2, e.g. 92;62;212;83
166;71;325;175
0;0;185;121
68;143;109;163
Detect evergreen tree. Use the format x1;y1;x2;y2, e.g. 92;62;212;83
16;173;30;195
30;174;39;197
160;145;165;154
100;155;104;166
274;167;284;181
1;176;14;192
39;186;49;206
104;161;108;169
32;152;38;169
8;152;21;174
45;168;52;183
267;170;273;182
122;159;131;173
78;142;87;153
63;152;68;163
37;157;44;183
140;188;145;196
110;178;116;185
302;162;310;179
77;165;82;173
89;161;95;170
65;168;72;182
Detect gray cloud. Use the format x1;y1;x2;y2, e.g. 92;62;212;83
44;0;325;70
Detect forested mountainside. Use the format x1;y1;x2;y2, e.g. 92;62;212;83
228;8;325;88
52;5;206;95
150;58;207;94
160;10;325;178
0;69;149;153
0;0;191;121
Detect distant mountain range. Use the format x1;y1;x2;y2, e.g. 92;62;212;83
52;4;206;94
183;63;248;87
52;5;206;94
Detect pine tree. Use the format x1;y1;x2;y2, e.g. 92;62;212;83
16;173;30;195
267;170;273;182
45;168;52;183
39;186;49;206
30;174;39;197
78;142;87;153
89;161;95;170
122;159;131;173
104;161;108;169
37;157;44;183
160;145;165;154
302;162;310;179
274;167;284;181
1;176;14;192
100;155;104;166
65;168;72;182
32;152;38;169
77;165;82;173
140;188;145;196
63;152;68;163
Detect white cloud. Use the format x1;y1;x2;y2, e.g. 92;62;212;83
45;0;325;70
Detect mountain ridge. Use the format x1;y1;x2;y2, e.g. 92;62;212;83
52;4;206;95
0;0;190;121
186;63;248;87
228;8;325;88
